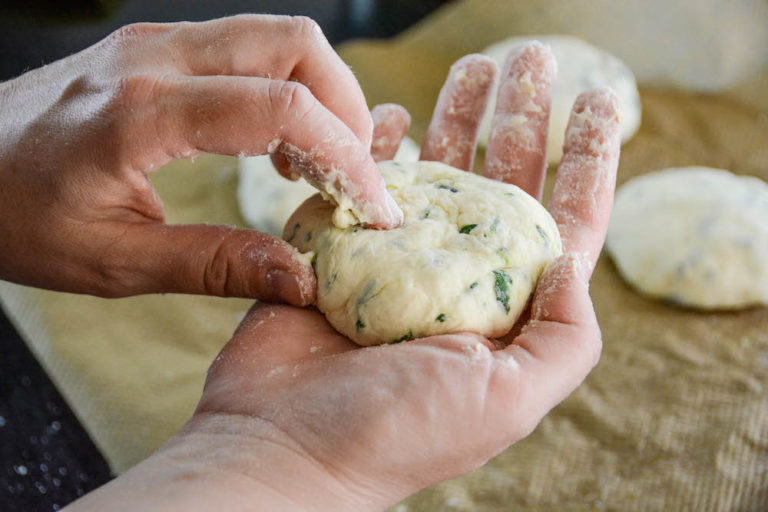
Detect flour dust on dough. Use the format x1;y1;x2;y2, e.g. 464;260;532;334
286;160;562;346
238;136;420;236
479;35;641;164
606;167;768;309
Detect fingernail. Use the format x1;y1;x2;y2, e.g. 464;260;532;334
384;192;404;228
265;269;303;305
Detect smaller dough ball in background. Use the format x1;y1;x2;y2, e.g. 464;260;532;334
287;161;562;346
237;136;421;236
606;167;768;310
478;35;641;164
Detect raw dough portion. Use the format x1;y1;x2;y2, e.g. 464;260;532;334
478;35;641;163
287;160;562;346
606;167;768;309
238;136;420;236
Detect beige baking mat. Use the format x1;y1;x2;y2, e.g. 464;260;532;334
2;1;767;510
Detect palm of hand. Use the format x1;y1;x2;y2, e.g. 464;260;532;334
193;43;620;509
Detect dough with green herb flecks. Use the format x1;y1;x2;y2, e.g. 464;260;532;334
285;160;563;346
606;167;768;309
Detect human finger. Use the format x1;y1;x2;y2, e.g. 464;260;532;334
495;253;601;422
547;88;621;268
161;14;374;148
370;104;411;162
81;222;317;303
483;41;556;199
420;54;497;171
116;74;402;229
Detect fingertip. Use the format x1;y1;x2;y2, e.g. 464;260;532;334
502;40;557;81
264;266;317;306
371;103;411;124
564;88;621;158
572;88;620;120
452;53;499;77
371;103;411;162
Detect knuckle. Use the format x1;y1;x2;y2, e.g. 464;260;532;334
86;250;138;298
268;80;314;119
107;22;165;43
202;229;252;297
289;15;323;41
112;73;169;107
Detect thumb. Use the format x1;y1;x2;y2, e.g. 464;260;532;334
107;222;316;304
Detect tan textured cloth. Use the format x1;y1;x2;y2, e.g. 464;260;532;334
1;1;767;510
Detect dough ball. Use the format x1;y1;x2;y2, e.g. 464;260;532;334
238;136;420;236
606;167;768;309
286;160;563;346
478;35;641;164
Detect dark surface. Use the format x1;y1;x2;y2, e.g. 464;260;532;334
0;0;450;81
0;1;451;510
0;308;111;512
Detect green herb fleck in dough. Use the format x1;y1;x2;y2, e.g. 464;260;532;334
390;331;414;344
357;281;375;306
469;281;479;290
459;224;478;234
326;272;338;291
536;224;549;244
435;313;446;323
490;218;500;233
356;319;365;331
497;247;510;265
286;223;300;243
492;269;513;313
310;253;318;271
437;183;460;193
422;209;431;219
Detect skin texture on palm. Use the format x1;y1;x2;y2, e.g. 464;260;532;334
64;39;621;512
0;14;403;305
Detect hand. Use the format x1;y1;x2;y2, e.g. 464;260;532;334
0;14;402;304
67;43;621;511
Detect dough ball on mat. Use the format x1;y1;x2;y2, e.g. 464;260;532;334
286;160;562;346
606;167;768;309
479;35;641;164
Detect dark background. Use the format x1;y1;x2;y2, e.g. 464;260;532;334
0;1;450;510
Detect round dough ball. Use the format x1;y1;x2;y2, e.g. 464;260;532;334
606;167;768;309
478;35;641;164
238;136;420;236
286;160;563;346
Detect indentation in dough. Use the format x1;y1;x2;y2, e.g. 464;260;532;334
286;160;563;346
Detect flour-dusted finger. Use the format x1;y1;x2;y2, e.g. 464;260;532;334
492;253;601;439
112;74;403;229
371;104;411;162
420;55;497;171
483;42;555;199
547;88;621;268
161;15;374;148
72;221;317;303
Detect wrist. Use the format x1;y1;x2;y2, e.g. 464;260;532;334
65;412;380;512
